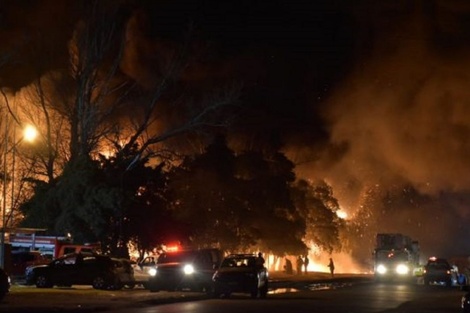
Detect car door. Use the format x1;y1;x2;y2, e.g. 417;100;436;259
80;255;112;285
195;252;215;285
49;254;79;285
133;256;156;282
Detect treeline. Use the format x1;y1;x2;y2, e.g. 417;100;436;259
19;134;344;259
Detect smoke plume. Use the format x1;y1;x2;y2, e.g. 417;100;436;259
295;1;470;260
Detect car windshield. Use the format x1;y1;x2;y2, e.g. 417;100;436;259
428;262;449;269
157;252;196;264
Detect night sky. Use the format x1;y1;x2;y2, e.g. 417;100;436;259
2;0;470;260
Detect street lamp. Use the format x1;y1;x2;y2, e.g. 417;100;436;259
0;123;38;269
23;125;38;143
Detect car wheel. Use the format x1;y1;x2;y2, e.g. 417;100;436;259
212;289;221;298
148;283;160;292
92;276;107;290
0;281;7;301
36;275;52;288
200;283;213;295
109;278;123;290
259;282;268;298
250;288;258;299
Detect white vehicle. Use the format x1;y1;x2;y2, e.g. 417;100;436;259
132;256;157;288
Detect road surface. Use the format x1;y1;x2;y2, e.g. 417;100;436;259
1;273;466;313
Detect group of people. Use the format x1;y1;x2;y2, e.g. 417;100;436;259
283;255;335;277
295;255;310;275
268;251;337;278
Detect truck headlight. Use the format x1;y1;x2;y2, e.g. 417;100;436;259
183;264;195;275
376;264;387;274
396;264;409;275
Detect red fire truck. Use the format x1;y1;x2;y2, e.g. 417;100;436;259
9;234;100;259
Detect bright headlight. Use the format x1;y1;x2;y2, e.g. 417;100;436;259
183;264;195;275
462;295;470;308
396;264;409;275
148;268;157;276
376;264;387;274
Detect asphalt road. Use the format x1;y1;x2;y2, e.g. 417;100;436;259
1;272;369;312
3;273;465;313
106;283;466;313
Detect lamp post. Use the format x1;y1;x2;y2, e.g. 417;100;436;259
0;123;37;269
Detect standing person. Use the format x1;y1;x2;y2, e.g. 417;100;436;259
328;258;335;277
256;252;265;268
296;255;303;275
284;258;293;275
304;255;309;274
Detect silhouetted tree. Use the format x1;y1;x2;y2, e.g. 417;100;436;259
168;134;251;251
237;150;306;256
292;179;341;254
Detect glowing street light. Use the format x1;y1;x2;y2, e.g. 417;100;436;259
23;125;38;143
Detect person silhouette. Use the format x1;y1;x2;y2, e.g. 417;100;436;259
284;258;293;275
296;255;303;275
328;258;335;277
256;252;265;268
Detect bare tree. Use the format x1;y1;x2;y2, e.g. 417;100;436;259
53;1;239;166
0;53;36;227
65;1;130;161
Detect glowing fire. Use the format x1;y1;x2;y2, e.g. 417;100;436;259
336;210;348;219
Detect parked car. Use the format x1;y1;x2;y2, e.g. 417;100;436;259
131;256;157;289
423;257;452;286
11;250;50;277
0;268;10;301
112;258;136;289
25;252;127;290
147;248;223;293
212;253;269;298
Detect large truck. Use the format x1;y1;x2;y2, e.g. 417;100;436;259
373;233;420;281
8;234;100;259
